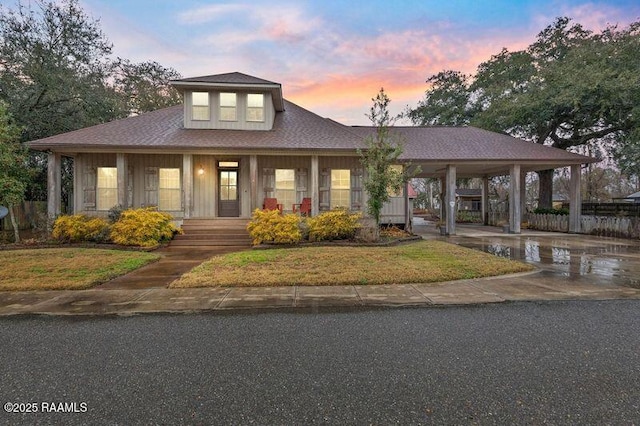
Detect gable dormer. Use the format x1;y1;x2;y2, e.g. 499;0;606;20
170;72;284;131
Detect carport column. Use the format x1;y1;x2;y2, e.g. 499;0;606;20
249;155;258;212
569;164;582;233
445;165;456;235
182;154;193;218
116;153;128;209
481;176;489;225
311;155;319;216
47;152;61;218
509;164;521;234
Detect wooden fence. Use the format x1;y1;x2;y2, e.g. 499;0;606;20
528;213;640;239
561;202;640;217
0;201;47;231
528;213;569;232
487;211;508;227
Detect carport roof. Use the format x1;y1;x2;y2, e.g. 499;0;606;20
348;126;596;177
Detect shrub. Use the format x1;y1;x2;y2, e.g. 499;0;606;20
110;207;179;247
246;209;302;245
107;204;125;223
533;207;569;215
307;209;362;242
52;215;111;243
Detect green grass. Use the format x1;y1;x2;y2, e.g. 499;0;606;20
0;248;160;291
171;240;534;288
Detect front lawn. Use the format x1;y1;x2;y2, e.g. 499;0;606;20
171;240;533;288
0;248;160;291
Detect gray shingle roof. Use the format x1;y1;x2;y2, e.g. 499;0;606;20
348;126;594;163
26;100;595;166
27;100;365;151
172;72;279;86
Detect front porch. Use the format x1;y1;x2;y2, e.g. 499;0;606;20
47;152;409;224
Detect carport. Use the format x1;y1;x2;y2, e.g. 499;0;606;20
389;126;598;235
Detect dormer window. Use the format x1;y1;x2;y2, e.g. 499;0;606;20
220;93;237;121
247;94;265;122
192;92;209;121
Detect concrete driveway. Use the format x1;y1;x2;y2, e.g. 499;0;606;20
413;219;640;290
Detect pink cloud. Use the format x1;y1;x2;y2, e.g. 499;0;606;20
533;2;639;32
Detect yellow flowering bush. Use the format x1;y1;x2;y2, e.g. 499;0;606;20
52;215;111;243
246;209;302;245
307;209;362;242
110;207;179;247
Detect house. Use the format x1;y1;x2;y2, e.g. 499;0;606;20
28;72;596;236
456;189;482;211
617;191;640;205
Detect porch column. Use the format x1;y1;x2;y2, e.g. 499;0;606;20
311;155;319;216
182;154;193;218
569;164;582;233
445;165;456;235
47;152;61;218
116;153;128;209
520;171;527;223
250;155;258;212
404;180;410;231
481;176;489;225
509;164;521;234
439;177;445;221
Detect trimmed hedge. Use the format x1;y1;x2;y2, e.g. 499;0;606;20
110;207;180;247
247;208;362;245
246;209;303;245
52;215;110;243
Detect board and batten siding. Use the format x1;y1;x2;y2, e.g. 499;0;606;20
380;196;408;225
183;91;275;131
192;155;216;218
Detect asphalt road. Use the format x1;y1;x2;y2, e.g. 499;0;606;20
1;301;639;425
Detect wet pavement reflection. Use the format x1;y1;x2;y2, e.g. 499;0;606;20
413;221;640;289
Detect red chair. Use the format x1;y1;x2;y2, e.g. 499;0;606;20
293;197;312;216
263;198;283;213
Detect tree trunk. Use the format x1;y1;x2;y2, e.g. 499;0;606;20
9;204;20;243
537;169;554;209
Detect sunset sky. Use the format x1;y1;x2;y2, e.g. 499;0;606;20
76;1;640;124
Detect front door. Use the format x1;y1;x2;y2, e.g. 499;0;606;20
218;169;240;217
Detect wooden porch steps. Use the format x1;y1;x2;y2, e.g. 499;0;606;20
172;218;252;247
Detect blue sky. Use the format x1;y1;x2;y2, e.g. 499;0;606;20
73;1;640;123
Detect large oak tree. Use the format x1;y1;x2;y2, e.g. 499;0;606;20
0;0;181;202
408;17;640;208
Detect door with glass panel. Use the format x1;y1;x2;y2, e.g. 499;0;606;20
218;164;239;217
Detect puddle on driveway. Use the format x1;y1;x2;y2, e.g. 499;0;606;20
454;236;640;289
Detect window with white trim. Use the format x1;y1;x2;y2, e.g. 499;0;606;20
192;92;209;121
97;167;117;211
275;169;295;212
158;168;181;211
247;94;265;122
220;93;237;121
330;169;350;209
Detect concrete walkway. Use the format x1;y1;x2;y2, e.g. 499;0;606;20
1;224;639;316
